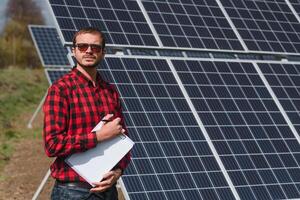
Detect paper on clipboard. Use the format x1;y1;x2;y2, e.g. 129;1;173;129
65;120;134;186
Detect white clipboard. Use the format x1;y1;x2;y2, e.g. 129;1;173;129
65;120;134;186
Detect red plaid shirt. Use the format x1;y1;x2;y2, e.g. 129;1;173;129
43;67;130;182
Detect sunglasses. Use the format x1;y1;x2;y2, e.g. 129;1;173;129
74;43;103;53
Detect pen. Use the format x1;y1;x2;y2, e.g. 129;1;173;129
101;119;112;123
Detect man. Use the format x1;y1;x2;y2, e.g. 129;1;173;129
43;27;130;200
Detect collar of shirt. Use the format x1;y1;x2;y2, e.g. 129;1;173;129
71;66;106;88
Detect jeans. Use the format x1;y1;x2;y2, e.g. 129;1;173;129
51;182;118;200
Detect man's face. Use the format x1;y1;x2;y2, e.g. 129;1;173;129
72;33;105;68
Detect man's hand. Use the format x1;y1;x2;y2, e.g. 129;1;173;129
90;168;122;193
96;114;125;142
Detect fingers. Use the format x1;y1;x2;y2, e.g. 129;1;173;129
90;183;110;192
112;118;123;133
97;116;124;141
102;171;114;179
91;179;110;192
112;117;121;124
90;172;115;193
92;179;110;187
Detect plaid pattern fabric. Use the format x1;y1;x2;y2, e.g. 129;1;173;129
43;67;130;182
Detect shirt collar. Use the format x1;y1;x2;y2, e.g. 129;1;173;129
71;66;105;87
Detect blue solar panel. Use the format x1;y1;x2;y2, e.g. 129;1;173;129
142;0;244;50
221;0;300;54
28;25;70;67
259;62;300;135
173;59;300;200
46;57;237;200
46;69;68;84
47;0;300;54
48;0;159;47
290;0;300;15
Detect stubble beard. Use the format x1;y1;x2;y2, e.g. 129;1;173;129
75;57;101;69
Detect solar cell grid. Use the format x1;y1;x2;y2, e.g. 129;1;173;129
105;58;239;199
258;62;300;136
289;0;300;15
46;69;69;84
221;0;300;53
49;0;158;46
173;59;300;200
141;0;244;50
29;25;70;67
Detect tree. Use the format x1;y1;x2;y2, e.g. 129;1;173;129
0;0;45;68
1;20;41;67
6;0;44;25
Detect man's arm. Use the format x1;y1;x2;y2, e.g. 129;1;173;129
43;85;97;157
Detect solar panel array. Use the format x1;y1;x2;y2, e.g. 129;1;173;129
259;63;300;135
141;0;244;50
30;0;300;199
47;0;300;54
28;25;70;67
221;0;300;54
48;0;158;47
173;60;300;199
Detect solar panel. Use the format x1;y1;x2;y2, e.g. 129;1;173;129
141;0;244;50
258;62;300;135
289;0;300;15
28;25;70;67
48;0;159;47
46;57;237;200
173;59;300;199
221;0;300;54
45;68;68;84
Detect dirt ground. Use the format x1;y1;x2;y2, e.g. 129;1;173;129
0;113;125;200
0;136;54;200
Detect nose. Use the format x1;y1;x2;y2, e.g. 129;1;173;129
85;46;93;53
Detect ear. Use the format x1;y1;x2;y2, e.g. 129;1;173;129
71;47;75;55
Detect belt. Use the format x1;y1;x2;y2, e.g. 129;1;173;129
56;180;92;189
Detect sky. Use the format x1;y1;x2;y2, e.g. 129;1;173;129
0;0;55;33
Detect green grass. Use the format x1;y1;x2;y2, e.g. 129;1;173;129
0;67;48;169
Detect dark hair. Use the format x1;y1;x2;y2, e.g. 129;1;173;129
72;27;106;49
